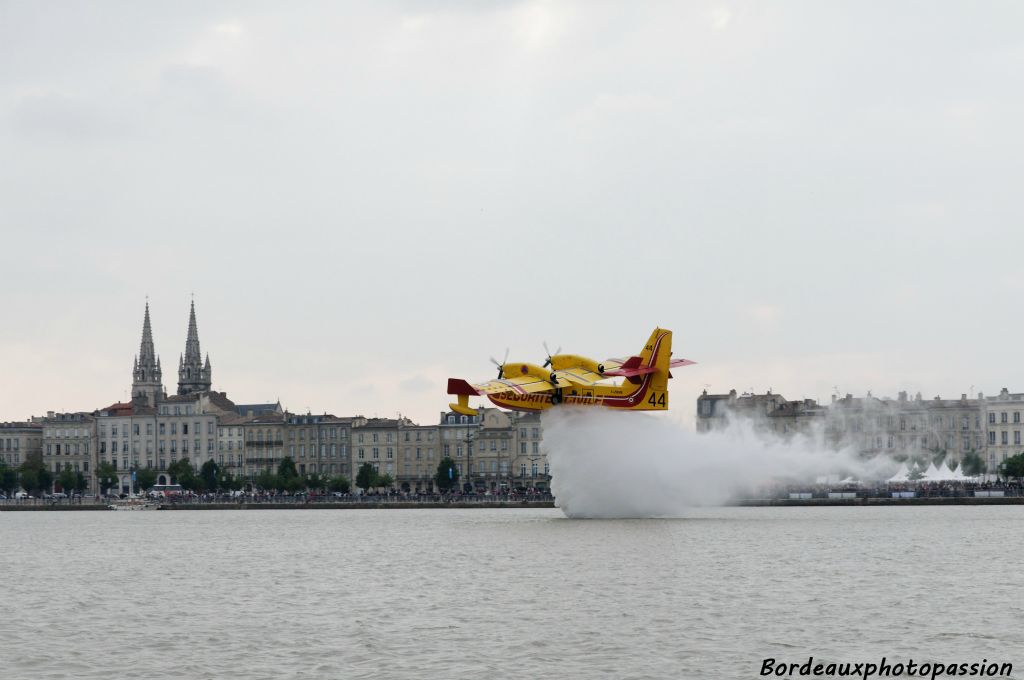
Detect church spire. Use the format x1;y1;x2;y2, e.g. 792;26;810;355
177;298;212;395
132;300;163;405
140;301;156;366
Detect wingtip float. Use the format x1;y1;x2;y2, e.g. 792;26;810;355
447;327;695;416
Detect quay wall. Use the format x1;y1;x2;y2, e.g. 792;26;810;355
0;501;557;511
733;497;1024;506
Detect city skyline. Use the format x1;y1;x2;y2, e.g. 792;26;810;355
4;293;1024;427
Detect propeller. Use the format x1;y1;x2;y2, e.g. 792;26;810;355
542;341;562;368
489;348;510;379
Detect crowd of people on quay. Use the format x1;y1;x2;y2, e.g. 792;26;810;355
0;487;556;506
156;488;555;505
760;479;1024;500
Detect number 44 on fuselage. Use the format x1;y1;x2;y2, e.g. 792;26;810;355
447;328;695;416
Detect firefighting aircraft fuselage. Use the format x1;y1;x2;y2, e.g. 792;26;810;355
447;328;695;416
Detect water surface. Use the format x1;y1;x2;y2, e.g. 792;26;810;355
1;507;1021;679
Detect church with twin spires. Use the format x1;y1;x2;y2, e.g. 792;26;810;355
131;299;213;407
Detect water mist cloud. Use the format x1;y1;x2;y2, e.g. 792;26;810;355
545;408;890;519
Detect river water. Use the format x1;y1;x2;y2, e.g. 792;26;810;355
1;507;1021;679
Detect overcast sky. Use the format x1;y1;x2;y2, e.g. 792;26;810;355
2;1;1023;426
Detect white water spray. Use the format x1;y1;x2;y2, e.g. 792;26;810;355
545;408;893;518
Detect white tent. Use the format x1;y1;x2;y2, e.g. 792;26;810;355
887;462;910;483
920;462;941;481
919;461;960;482
949;463;974;481
934;461;956;481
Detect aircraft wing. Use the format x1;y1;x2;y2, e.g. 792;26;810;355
553;366;607;387
461;376;557;396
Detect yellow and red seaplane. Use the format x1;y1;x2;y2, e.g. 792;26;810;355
447;328;695;416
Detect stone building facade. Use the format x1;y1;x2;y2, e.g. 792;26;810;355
0;421;42;468
697;387;1024;474
983;388;1024;473
40;412;97;490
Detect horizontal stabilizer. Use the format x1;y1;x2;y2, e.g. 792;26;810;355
447;378;480;396
604;358;659;378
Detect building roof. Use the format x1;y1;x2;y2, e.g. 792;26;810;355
0;421;42;430
235;402;282;417
161;393;201;404
205;391;237;412
245;412;286;425
358;417;414;429
218;413;255;426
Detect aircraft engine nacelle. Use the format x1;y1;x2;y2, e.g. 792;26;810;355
500;362;552;381
549;354;604;374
